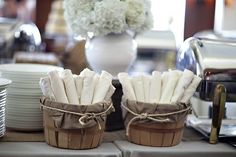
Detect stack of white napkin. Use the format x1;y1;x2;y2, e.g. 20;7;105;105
39;68;115;105
118;69;201;104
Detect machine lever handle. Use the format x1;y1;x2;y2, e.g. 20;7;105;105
209;84;226;144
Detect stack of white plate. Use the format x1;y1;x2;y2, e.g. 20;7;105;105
0;64;62;131
0;78;11;137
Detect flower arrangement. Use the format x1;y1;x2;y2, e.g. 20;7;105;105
63;0;153;37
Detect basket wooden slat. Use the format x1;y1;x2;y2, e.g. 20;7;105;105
127;117;186;147
58;132;68;148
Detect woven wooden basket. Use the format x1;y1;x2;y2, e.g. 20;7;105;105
123;100;190;147
127;118;186;147
43;110;105;149
40;97;113;149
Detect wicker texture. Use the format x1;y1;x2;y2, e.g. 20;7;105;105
40;97;113;149
43;111;105;149
123;100;190;147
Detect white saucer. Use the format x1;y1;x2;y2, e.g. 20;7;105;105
0;78;12;89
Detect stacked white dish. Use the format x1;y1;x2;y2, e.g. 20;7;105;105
0;78;12;137
0;64;63;131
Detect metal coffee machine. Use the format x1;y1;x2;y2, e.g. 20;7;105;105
176;37;236;144
0;17;41;63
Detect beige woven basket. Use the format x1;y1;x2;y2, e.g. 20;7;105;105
127;118;186;147
43;110;105;149
123;100;190;147
40;97;113;149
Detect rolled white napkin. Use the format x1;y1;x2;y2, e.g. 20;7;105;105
180;75;202;104
92;71;113;103
48;70;68;103
80;68;95;77
149;71;162;103
39;76;55;101
161;72;169;94
171;69;194;103
80;74;99;105
104;85;116;101
132;75;145;102
159;70;180;104
61;69;79;104
118;73;136;101
74;75;84;104
143;75;151;102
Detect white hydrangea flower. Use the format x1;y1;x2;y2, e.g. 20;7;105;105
93;0;127;36
64;0;96;36
63;0;153;37
125;0;153;32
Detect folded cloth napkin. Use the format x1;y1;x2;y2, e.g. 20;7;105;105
171;69;194;103
61;69;79;104
80;68;95;77
48;70;68;103
180;75;202;104
104;85;116;101
132;75;145;102
118;73;136;101
143;75;151;102
161;71;169;94
39;76;55;101
93;71;113;104
73;75;84;104
159;70;181;104
149;71;162;103
80;74;99;105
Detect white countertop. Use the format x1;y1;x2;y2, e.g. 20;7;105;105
0;142;121;157
0;140;235;157
114;140;236;157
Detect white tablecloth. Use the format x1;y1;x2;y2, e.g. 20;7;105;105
114;140;236;157
0;142;121;157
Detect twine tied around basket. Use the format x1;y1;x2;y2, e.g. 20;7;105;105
121;104;191;136
41;103;114;130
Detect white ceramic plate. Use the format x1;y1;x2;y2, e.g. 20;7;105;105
7;94;40;99
0;63;63;74
6;106;40;111
7;91;42;96
1;74;42;81
6;100;40;105
9;83;40;89
6;115;42;121
0;89;6;92
7;89;42;95
6;122;43;128
6;119;43;125
6;115;42;120
6;124;43;130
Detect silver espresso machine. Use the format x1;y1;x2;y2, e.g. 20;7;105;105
176;37;236;144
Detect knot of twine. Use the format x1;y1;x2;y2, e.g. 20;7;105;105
79;112;103;130
41;103;114;130
122;104;191;136
139;113;148;119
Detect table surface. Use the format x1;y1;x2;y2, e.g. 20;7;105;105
0;140;235;157
0;128;236;157
114;140;236;157
0;142;122;157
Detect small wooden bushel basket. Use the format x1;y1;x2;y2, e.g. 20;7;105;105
40;97;113;149
123;100;191;147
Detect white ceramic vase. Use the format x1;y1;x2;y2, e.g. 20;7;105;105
85;32;137;76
